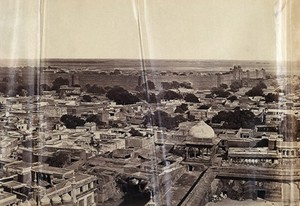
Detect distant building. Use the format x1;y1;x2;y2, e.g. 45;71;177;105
59;85;81;99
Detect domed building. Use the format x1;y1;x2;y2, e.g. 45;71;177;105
188;121;216;141
183;121;220;170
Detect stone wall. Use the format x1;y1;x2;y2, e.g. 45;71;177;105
180;168;218;206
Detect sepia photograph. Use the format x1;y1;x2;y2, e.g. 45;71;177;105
0;0;300;205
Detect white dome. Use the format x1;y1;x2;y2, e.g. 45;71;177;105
189;121;215;139
52;195;61;204
62;193;72;202
40;196;51;205
20;201;31;206
28;199;37;206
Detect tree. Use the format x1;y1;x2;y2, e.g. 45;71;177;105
160;90;183;101
174;114;187;125
0;83;7;94
82;95;92;102
184;93;200;103
265;93;279;103
110;69;121;75
212;109;257;129
46;150;71;168
257;81;267;89
220;83;228;89
227;95;238;102
175;103;188;113
245;86;264;97
137;92;158;103
161;82;171;90
211;87;230;98
40;84;51;91
85;84;91;90
86;114;105;126
230;81;243;92
106;86;140;105
104;86;112;91
129;127;143;136
161;81;181;90
86;84;105;95
180;82;193;89
142;80;156;90
143;110;181;130
52;77;69;91
60;114;85;129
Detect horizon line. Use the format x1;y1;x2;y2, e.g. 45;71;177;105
0;58;295;62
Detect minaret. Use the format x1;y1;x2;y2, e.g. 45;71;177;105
280;115;299;142
255;69;259;79
71;171;77;204
237;65;242;80
246;70;250;79
261;68;266;79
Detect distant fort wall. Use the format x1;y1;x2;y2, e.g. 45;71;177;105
40;72;218;90
40;66;266;91
40;72;140;90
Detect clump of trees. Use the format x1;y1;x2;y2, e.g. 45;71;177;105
184;93;200;103
211;87;230;98
161;81;192;90
143;110;186;130
175;103;188;113
230;81;243;92
60;114;105;129
227;95;238;102
86;114;105;126
52;77;69;91
245;82;267;97
85;84;106;95
159;90;183;101
136;91;158;103
136;80;156;92
220;83;228;89
212;108;258;129
60;115;85;129
180;82;193;89
82;95;92;102
265;93;279;103
110;69;121;75
142;80;156;90
106;86;140;105
46;150;71;168
40;84;51;91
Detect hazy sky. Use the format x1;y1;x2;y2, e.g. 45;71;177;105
0;0;298;61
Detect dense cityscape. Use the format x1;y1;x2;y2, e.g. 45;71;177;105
0;60;299;206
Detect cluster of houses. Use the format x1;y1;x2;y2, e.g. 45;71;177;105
0;67;299;205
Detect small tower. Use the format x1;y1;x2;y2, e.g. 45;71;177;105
261;68;266;79
255;69;259;79
246;70;250;79
71;171;77;204
70;73;80;86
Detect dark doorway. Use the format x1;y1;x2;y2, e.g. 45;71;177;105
188;165;194;172
257;190;266;199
